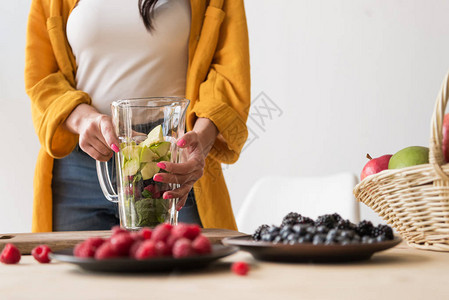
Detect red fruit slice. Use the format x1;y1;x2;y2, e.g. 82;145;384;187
31;245;52;264
0;243;21;264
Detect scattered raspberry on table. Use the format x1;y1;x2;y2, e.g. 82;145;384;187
0;243;21;264
231;261;250;276
31;245;52;263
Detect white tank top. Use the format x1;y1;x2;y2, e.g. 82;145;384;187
67;0;191;115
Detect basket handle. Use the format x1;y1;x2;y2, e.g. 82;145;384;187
429;71;449;179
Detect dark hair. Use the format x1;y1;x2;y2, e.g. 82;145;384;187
138;0;159;30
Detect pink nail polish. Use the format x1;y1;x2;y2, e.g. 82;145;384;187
177;139;186;147
111;144;119;153
163;193;171;200
153;174;163;182
157;162;166;169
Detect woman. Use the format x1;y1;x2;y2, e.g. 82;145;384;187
25;0;250;232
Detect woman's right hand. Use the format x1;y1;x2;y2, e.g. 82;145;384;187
63;104;119;161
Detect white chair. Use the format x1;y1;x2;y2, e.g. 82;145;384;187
236;172;360;234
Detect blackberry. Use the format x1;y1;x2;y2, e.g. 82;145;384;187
332;213;343;223
372;224;394;240
315;214;338;229
281;212;301;227
337;219;356;230
298;216;315;225
252;224;269;241
356;220;374;237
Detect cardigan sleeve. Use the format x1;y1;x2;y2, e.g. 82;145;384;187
192;0;251;164
24;0;91;158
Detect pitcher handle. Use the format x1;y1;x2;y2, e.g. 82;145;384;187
96;160;118;203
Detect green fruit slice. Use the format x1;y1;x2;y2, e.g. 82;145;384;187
121;145;140;160
140;125;164;148
150;141;171;158
141;162;160;180
123;158;140;176
140;146;158;162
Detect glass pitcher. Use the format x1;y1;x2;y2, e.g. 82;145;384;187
96;97;189;230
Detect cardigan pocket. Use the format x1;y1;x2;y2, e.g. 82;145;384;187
46;16;76;86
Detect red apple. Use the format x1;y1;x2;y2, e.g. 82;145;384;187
360;154;392;181
442;114;449;163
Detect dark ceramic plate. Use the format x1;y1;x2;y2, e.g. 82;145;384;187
50;245;238;273
222;235;402;263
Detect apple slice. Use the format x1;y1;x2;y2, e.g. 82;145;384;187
123;158;140;177
121;145;140;160
141;162;160;180
140;146;158;162
140;125;164;148
150;141;171;158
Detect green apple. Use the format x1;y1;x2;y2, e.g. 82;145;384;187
150;141;171;158
141;162;160;180
388;146;429;169
121;145;140;160
140;125;164;148
123;158;140;176
140;146;158;162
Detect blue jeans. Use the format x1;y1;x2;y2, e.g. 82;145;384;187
52;146;202;231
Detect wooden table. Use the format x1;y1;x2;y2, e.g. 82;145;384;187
1;238;448;299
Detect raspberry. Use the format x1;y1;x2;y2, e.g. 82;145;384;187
110;232;134;256
171;223;201;240
139;227;153;240
172;238;193;258
192;235;212;254
0;243;21;264
31;245;52;263
231;261;249;276
129;241;143;258
85;237;105;249
111;225;128;236
155;240;171;256
94;242;118;260
134;240;157;259
74;242;95;258
152;223;173;242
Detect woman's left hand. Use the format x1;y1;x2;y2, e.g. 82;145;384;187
153;118;218;211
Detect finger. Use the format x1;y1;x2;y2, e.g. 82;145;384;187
161;184;193;210
153;170;202;185
79;142;113;161
176;131;199;148
157;154;204;174
98;115;120;152
176;194;189;211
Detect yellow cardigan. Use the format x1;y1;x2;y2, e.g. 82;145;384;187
25;0;251;232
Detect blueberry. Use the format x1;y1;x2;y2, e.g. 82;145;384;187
306;226;317;235
316;225;329;234
340;230;355;239
273;235;283;244
293;224;309;235
313;234;326;245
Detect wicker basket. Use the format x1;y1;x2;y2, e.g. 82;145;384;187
354;72;449;251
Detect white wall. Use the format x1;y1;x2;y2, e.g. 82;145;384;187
2;0;449;233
